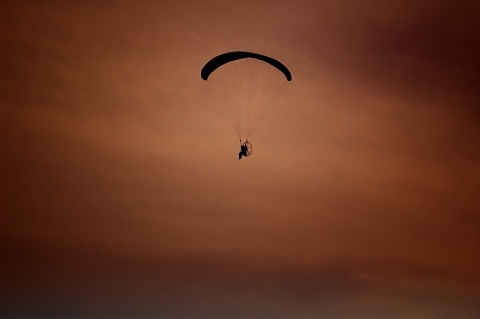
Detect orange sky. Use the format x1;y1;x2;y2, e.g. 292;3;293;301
2;1;480;317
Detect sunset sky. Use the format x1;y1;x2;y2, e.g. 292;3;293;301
2;1;480;318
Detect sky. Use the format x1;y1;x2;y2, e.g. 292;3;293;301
2;0;480;318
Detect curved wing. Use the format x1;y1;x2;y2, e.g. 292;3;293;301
201;51;292;81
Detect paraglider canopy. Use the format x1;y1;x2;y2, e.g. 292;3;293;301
201;51;291;142
201;51;292;81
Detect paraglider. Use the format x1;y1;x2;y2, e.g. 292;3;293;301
201;51;291;159
238;140;253;160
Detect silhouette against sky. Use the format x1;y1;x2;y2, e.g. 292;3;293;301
2;1;480;318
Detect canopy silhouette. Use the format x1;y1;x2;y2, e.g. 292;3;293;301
201;51;291;143
201;51;292;81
